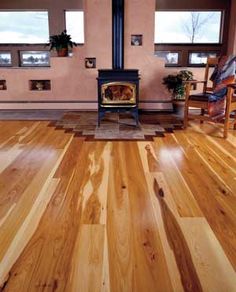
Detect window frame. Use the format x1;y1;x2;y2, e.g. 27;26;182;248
154;10;224;45
154;9;227;67
155;50;182;67
187;50;220;67
19;50;50;67
0;9;85;67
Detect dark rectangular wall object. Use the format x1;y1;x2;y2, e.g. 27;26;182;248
112;0;124;69
156;0;230;10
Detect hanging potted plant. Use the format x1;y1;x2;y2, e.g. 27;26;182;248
48;30;77;57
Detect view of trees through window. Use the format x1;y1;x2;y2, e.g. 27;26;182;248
155;11;222;44
0;11;49;44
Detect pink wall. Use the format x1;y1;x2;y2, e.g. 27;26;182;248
228;0;236;55
125;0;205;110
0;0;112;109
0;0;210;110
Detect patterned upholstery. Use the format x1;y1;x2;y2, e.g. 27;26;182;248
209;55;236;104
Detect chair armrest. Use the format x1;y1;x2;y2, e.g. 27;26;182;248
227;83;236;89
183;80;207;84
184;80;207;99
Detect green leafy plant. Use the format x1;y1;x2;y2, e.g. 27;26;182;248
178;70;194;81
163;70;194;100
47;30;77;56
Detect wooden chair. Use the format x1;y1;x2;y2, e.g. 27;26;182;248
183;57;236;138
224;83;236;136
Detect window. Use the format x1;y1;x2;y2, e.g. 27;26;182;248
154;10;226;67
155;51;180;66
19;51;50;67
155;11;222;44
0;11;49;44
65;11;84;44
0;52;12;66
188;51;219;65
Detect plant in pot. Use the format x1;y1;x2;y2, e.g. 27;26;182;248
162;70;194;114
162;70;194;100
48;30;77;57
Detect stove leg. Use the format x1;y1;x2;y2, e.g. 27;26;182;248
98;116;100;127
135;115;139;127
98;109;105;127
131;108;139;127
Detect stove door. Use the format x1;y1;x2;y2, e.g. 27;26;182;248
101;82;136;106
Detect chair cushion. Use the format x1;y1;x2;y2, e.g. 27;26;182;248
189;93;212;101
189;89;228;103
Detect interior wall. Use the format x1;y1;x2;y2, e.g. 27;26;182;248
0;0;231;110
228;0;236;54
124;0;207;110
125;0;168;109
156;0;229;9
0;0;83;35
0;0;84;67
0;0;112;109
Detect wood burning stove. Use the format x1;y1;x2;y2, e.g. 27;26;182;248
97;69;139;126
97;0;140;126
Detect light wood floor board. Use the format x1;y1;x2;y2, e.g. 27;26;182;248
0;120;235;291
107;142;134;292
68;224;105;292
165;132;236;270
149;140;203;217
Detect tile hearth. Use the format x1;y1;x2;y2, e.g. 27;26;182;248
54;112;183;141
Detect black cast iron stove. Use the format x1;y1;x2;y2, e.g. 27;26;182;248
97;0;140;126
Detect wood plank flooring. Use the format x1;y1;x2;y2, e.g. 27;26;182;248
0;120;235;291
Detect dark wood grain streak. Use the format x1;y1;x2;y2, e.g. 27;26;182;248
154;179;203;292
82;142;106;224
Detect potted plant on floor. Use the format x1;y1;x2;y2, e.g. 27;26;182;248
47;30;77;57
163;70;194;115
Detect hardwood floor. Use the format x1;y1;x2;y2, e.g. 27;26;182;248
0;120;235;291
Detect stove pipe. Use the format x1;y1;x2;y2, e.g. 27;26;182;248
112;0;124;69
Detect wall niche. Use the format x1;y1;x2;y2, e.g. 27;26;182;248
0;80;7;90
29;80;51;91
